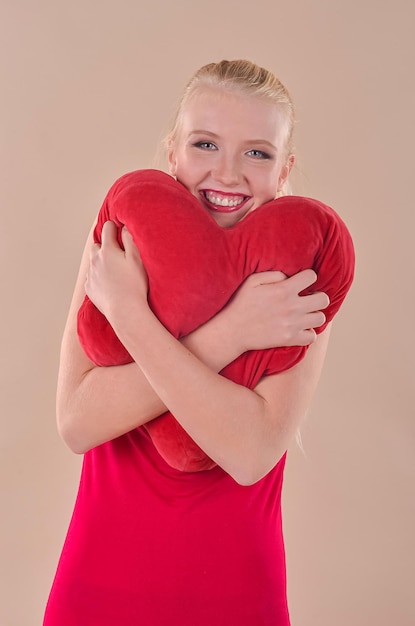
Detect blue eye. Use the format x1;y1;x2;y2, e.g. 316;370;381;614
246;149;271;159
194;141;217;150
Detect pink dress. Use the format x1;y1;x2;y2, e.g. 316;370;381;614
44;170;355;624
44;429;289;625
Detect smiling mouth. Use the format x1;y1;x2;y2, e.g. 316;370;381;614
201;190;249;212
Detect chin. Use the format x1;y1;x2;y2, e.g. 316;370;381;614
208;209;251;228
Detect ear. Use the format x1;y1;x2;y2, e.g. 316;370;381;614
167;138;177;177
277;154;295;192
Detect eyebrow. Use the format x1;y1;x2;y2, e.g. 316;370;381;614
188;131;278;151
188;130;220;139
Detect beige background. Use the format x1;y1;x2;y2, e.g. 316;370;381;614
1;1;414;624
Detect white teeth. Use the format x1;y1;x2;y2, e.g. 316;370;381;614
204;191;245;207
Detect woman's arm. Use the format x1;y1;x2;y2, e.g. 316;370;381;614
58;223;328;455
83;223;331;484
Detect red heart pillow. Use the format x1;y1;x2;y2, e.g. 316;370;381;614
78;169;354;471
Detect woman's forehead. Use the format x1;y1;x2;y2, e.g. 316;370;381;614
179;86;286;142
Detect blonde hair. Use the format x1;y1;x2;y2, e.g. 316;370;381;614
164;59;296;195
167;59;295;158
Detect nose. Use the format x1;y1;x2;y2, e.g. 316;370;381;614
212;154;241;187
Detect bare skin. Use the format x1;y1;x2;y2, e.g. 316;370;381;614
57;222;329;468
72;222;330;485
58;88;333;485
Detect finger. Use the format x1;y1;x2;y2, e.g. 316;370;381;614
303;328;317;345
88;240;101;262
290;328;317;347
101;220;119;248
302;291;330;311
121;226;139;256
287;268;318;292
250;270;287;286
307;310;327;329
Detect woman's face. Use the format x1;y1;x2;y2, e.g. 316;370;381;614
169;86;294;228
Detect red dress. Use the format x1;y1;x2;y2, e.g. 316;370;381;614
44;171;355;624
44;428;290;625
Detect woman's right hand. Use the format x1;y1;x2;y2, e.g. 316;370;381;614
58;220;329;453
221;269;330;353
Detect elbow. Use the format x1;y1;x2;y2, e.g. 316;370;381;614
57;411;91;455
228;450;287;487
58;426;88;455
228;464;273;487
233;476;259;487
64;438;89;455
232;470;269;487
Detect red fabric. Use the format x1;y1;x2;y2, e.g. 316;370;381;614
44;432;290;625
44;170;355;625
77;169;355;472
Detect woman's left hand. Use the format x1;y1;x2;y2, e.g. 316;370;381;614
85;220;149;321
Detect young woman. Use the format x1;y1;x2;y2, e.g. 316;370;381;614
44;60;354;625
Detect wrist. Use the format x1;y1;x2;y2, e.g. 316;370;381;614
108;296;151;337
183;308;244;372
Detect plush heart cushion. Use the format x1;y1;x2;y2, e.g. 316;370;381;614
77;169;354;471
